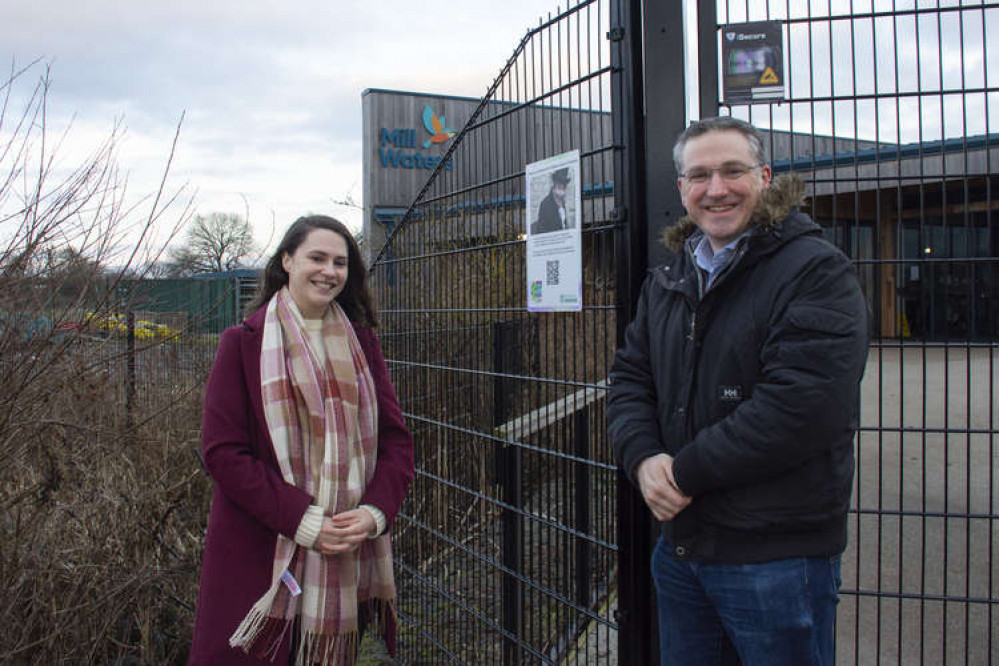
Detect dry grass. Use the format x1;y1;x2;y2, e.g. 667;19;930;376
0;333;214;664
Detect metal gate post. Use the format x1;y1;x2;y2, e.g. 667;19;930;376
574;408;592;607
610;0;654;663
643;0;692;268
493;321;523;665
126;310;136;431
613;0;690;661
696;0;719;120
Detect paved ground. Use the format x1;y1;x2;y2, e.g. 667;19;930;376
840;344;998;665
571;345;998;665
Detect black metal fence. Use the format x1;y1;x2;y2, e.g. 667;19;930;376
370;0;997;663
369;1;623;662
698;1;998;664
73;276;246;428
0;272;241;467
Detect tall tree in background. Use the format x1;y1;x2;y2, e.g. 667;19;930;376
169;212;254;275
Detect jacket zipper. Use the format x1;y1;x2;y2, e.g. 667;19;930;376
682;310;697;443
708;244;749;293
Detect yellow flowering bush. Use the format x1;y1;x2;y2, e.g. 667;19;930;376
85;312;180;339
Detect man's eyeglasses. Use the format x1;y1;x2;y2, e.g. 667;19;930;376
679;162;763;185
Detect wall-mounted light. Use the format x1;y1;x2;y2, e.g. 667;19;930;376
924;247;932;255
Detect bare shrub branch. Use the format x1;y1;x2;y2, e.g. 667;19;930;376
0;61;211;665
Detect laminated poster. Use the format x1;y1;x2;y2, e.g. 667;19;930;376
525;150;582;312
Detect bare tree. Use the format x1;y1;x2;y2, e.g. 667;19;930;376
169;211;255;275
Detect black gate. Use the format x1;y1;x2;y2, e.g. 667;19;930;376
683;2;998;664
368;1;626;662
370;0;997;663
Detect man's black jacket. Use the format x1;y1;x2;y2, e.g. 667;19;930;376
608;175;870;563
531;190;566;234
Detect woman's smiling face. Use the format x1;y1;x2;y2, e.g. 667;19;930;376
281;228;349;319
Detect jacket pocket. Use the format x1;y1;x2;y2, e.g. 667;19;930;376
785;304;858;336
778;305;860;375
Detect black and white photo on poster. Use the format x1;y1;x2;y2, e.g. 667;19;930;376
525;150;582;312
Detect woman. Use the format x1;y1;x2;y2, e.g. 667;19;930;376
189;215;414;665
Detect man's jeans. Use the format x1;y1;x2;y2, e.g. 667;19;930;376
651;536;841;666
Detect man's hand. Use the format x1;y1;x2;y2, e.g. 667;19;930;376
315;509;376;556
636;453;692;521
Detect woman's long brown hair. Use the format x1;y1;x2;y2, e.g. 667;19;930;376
247;215;378;328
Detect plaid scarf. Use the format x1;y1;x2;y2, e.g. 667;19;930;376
229;288;396;665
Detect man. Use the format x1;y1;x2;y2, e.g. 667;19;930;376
531;167;572;233
608;116;869;665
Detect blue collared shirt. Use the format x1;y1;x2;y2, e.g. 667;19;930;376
692;232;749;290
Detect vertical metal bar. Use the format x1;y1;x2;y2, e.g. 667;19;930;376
866;12;889;659
981;8;995;662
909;8;931;663
955;14;973;657
698;0;719;120
555;9;567;656
126;310;135;431
891;6;905;665
574;408;591;609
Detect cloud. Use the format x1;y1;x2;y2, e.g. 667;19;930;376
1;0;558;254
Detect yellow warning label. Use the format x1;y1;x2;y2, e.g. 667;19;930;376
759;67;779;84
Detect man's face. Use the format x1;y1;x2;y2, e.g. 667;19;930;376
677;130;772;251
552;183;566;205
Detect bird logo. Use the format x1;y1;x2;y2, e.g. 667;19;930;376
422;105;456;148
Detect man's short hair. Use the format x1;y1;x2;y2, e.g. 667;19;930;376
672;116;768;174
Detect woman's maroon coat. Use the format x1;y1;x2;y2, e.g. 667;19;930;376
188;307;414;665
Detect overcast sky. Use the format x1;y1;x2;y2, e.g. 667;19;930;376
6;2;994;262
4;0;566;258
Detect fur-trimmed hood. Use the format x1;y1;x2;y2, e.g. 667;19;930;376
662;173;806;252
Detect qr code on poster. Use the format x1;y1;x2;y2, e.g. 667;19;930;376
546;260;560;286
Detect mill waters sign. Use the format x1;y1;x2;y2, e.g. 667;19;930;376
378;105;455;171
